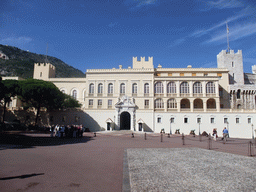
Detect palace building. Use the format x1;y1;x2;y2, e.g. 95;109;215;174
3;49;256;138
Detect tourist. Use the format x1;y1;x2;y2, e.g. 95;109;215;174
212;128;218;141
222;127;228;140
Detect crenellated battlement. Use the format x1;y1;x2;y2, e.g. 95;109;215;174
33;62;56;80
218;49;242;56
132;56;153;69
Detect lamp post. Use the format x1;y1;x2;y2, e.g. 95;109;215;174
252;124;254;140
226;121;229;138
170;119;172;135
114;115;115;130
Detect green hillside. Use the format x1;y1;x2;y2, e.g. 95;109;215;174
0;44;86;79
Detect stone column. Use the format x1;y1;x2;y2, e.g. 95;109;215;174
163;81;167;97
177;81;180;97
215;81;219;97
203;100;207;112
190;98;193;112
189;81;193;97
202;81;206;97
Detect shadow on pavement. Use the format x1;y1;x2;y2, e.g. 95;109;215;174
0;132;94;150
0;173;44;180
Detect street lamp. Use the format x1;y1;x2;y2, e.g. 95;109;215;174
226;121;229;138
170;118;173;135
252;124;254;140
113;115;115;130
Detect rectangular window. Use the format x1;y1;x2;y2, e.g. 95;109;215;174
157;117;162;123
98;99;102;106
204;73;208;76
180;73;184;76
168;73;172;76
89;99;93;107
248;118;252;124
219;88;223;98
197;118;201;124
108;99;112;106
170;117;174;123
236;118;239;124
210;118;215;124
144;100;149;109
192;73;196;76
224;118;228;124
184;118;188;123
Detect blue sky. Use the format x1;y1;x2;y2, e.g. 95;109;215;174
1;0;256;73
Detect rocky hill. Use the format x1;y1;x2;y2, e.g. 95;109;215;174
0;44;86;79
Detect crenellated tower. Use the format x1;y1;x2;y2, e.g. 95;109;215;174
132;57;153;69
33;63;56;80
217;50;244;85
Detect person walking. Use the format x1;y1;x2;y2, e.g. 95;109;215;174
222;127;228;140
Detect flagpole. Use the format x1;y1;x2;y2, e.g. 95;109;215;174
226;22;230;53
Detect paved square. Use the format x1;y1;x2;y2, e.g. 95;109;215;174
124;148;256;192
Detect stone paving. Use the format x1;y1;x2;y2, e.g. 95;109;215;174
0;131;255;192
124;148;256;192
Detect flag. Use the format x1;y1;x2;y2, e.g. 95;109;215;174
226;23;229;34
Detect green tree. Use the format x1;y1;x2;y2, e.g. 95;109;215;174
1;79;20;123
19;79;65;126
62;94;82;108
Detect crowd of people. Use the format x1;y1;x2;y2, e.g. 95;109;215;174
50;124;84;138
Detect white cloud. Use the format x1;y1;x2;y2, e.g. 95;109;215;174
136;0;157;7
205;22;256;44
204;0;244;10
192;6;251;37
0;37;32;45
169;38;185;48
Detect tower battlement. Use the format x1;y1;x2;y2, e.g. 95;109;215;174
132;57;153;69
33;63;56;80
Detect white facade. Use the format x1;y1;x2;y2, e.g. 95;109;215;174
10;49;256;138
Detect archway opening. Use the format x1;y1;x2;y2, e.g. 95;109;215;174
120;112;131;130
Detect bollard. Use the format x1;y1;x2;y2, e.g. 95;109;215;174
199;134;202;142
161;133;163;142
248;141;254;156
144;133;147;140
208;136;212;150
182;133;185;145
168;133;170;138
94;132;96;137
132;133;134;138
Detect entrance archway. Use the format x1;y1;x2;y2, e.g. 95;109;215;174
120;112;131;130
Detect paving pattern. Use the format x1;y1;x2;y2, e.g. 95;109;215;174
0;131;255;192
124;148;256;192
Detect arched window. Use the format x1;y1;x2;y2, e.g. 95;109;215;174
120;83;125;94
108;83;113;94
98;83;103;94
132;83;137;94
167;82;176;94
193;82;202;94
89;83;94;94
167;99;177;108
61;90;65;94
144;83;149;94
206;82;215;94
72;90;77;100
155;82;163;94
180;82;189;94
154;99;164;108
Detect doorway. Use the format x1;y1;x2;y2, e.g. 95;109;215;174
120;112;131;130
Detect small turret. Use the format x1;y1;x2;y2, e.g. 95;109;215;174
132;57;153;69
